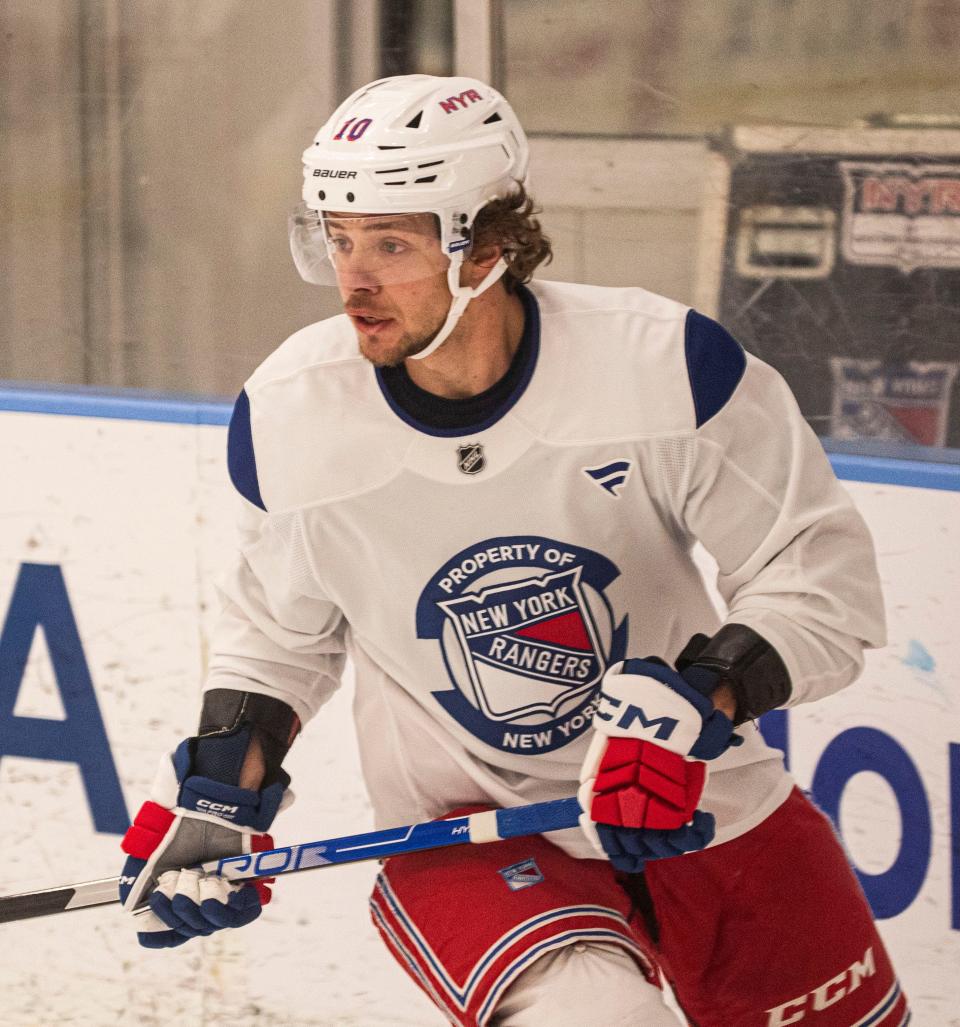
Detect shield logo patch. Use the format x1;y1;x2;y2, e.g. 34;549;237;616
498;858;545;891
417;535;628;754
457;443;485;475
437;566;605;722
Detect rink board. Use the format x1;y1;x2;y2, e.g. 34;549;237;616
0;391;958;1026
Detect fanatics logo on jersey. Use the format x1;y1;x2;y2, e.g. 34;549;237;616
498;858;545;891
416;535;627;755
457;443;485;475
583;460;633;497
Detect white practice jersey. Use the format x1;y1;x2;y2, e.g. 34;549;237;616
207;279;886;857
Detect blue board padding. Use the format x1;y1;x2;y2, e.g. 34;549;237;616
0;383;231;425
825;452;960;492
0;383;958;491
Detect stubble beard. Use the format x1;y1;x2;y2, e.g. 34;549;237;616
358;319;443;368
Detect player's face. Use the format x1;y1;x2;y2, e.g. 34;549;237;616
327;213;453;367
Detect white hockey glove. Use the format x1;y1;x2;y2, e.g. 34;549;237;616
119;738;291;949
578;656;743;873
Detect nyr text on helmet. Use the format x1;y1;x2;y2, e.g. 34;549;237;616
440;89;482;114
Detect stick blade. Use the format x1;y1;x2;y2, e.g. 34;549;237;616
0;878;120;924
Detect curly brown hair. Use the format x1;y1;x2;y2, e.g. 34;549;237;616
469;184;553;291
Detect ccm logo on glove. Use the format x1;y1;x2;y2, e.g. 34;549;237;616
595;694;681;743
593;662;731;757
196;799;240;817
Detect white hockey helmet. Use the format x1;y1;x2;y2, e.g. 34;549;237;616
290;74;530;358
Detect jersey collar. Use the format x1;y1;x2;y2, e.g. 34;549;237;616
374;284;540;438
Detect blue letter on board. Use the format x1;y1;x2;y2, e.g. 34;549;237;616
0;563;128;834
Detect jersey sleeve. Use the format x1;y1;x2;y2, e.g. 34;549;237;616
680;314;886;708
204;390;347;726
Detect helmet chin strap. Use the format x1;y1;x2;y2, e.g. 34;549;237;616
408;254;509;361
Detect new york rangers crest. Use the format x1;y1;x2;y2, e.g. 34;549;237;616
498;858;544;891
438;567;603;721
417;536;628;754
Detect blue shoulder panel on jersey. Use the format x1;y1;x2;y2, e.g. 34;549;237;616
684;309;747;428
227;388;266;511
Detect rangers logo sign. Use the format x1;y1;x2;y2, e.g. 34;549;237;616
840;161;960;272
416;535;627;754
829;356;959;447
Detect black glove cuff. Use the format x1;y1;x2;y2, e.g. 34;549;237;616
676;624;791;726
194;689;300;786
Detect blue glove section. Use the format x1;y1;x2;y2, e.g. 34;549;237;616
620;657;743;761
596;809;716;874
146;881;263;943
199;887;263;929
172;738;287;830
177;774;286;831
138;926;192;950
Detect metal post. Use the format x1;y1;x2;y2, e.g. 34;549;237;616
453;0;501;86
339;0;382;95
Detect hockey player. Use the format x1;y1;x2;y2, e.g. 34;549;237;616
119;75;910;1026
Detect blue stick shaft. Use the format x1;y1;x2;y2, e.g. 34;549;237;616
0;796;585;922
207;796;584;881
496;796;582;839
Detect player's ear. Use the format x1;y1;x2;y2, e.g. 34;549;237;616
462;242;504;287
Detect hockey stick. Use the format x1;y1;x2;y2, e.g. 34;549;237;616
0;796;582;925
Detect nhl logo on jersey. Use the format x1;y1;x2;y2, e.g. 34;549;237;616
457;443;485;475
498;858;545;891
416;535;628;755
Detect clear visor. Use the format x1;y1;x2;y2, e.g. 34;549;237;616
288;204;454;287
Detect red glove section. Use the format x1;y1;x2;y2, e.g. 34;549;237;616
121;801;175;859
588;738;706;831
121;801;277;905
249;833;277;905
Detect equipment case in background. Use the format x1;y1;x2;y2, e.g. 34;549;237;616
695;122;960;451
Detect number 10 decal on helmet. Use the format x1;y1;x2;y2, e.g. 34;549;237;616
289;74;530;358
332;117;373;142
